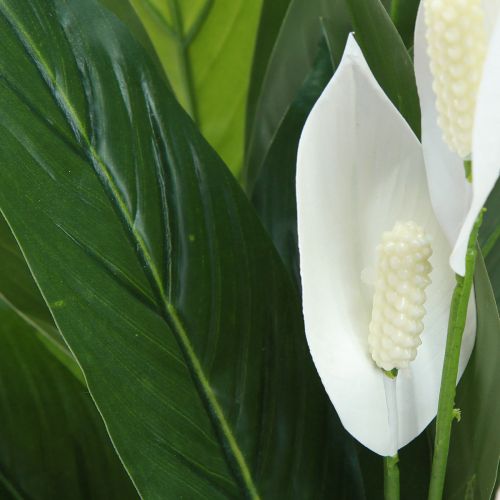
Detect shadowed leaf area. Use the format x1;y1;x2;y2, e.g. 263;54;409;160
0;0;365;497
0;304;137;500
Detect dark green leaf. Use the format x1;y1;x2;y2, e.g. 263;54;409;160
0;304;137;499
99;0;166;77
444;251;500;499
389;0;420;49
0;0;364;497
480;179;500;310
0;216;83;380
244;0;352;191
245;0;292;149
345;0;421;137
0;216;57;338
251;37;333;287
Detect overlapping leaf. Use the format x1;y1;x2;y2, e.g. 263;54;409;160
244;0;351;191
0;0;362;497
0;304;137;499
444;252;500;499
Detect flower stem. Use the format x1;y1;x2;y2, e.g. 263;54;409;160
383;373;400;500
384;455;400;500
428;209;485;500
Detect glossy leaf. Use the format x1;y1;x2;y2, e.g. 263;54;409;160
480;180;500;309
99;0;165;76
0;216;58;339
0;304;137;499
129;0;262;176
245;0;292;148
345;0;421;137
444;252;500;499
0;0;364;497
252;37;334;287
0;216;83;379
244;0;351;191
389;0;420;49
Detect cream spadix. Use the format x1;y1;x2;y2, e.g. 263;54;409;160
424;0;487;158
297;35;476;456
368;221;433;371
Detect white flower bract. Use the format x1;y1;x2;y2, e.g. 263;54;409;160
296;35;476;456
415;0;500;275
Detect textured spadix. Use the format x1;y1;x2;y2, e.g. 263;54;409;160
424;0;487;158
368;221;433;371
297;35;476;456
415;0;500;275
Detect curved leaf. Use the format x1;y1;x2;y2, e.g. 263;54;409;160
0;304;137;499
245;0;292;147
0;0;362;497
251;37;334;288
444;252;500;499
389;0;420;49
244;0;352;191
99;0;165;77
480;180;500;309
0;216;83;379
129;0;262;176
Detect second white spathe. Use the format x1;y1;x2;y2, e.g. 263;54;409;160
414;0;500;276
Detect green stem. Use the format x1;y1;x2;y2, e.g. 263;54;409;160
428;209;485;500
384;455;400;500
383;372;400;500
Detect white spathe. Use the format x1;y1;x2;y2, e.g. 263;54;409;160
296;35;476;456
415;0;500;276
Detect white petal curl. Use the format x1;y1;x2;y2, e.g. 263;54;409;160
414;5;472;276
451;13;500;274
296;35;476;456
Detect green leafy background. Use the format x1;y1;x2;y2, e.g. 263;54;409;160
0;0;497;498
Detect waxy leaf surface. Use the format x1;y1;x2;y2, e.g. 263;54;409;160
0;304;137;499
0;0;353;497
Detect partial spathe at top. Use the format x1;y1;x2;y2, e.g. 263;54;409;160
414;0;500;276
296;35;476;456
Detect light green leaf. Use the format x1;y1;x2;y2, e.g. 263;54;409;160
444;251;500;499
0;0;360;497
129;0;262;176
0;304;137;499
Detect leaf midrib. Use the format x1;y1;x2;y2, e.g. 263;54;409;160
0;3;259;498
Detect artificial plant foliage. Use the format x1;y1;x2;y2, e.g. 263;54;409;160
128;0;262;176
251;36;334;288
0;304;137;500
0;0;368;497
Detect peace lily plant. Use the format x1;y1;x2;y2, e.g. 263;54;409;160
297;28;497;499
